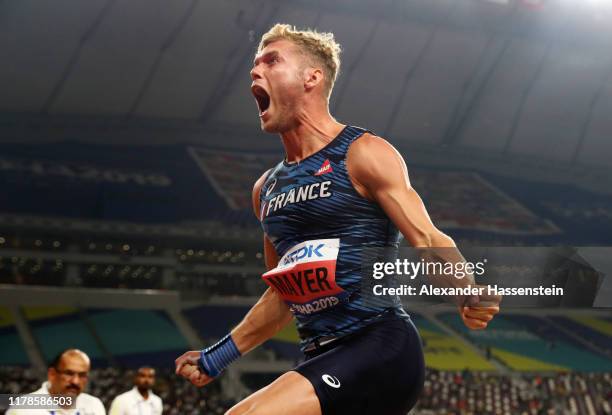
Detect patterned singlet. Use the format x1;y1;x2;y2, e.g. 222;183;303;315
259;125;409;351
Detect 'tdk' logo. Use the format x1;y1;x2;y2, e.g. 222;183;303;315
282;243;325;265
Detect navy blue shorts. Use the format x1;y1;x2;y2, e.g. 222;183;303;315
294;314;425;415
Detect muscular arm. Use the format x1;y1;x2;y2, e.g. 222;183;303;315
347;134;472;285
230;171;293;354
347;134;500;327
231;240;293;354
175;171;293;385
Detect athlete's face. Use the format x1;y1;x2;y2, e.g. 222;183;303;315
251;40;307;133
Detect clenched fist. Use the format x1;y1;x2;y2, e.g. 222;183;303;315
175;350;214;387
460;288;502;330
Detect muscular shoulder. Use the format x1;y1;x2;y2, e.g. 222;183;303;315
350;132;395;153
252;168;272;218
347;133;410;198
347;133;402;167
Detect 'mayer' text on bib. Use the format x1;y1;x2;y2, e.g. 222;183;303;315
262;239;347;315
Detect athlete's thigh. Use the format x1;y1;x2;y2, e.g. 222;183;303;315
225;370;321;415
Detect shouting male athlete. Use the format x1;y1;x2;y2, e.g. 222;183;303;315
175;24;501;415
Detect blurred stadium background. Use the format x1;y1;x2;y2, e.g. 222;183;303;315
1;0;611;413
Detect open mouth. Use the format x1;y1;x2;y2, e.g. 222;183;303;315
251;85;270;117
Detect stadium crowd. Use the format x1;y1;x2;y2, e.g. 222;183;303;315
414;369;612;415
2;366;611;414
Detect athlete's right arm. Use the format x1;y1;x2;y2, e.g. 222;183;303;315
174;170;292;387
231;170;293;353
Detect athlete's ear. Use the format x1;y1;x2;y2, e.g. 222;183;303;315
303;67;324;92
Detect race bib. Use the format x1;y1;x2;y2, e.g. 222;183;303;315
262;239;347;315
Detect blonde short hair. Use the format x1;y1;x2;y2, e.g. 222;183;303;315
258;24;341;99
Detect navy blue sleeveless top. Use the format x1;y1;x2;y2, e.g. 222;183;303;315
259;126;408;351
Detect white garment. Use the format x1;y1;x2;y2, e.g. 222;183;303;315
108;387;162;415
5;381;106;415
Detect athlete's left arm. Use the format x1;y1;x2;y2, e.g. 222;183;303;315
346;133;501;330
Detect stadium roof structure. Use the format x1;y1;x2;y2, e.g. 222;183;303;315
0;1;610;153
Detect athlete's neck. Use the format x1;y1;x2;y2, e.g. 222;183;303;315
280;109;345;164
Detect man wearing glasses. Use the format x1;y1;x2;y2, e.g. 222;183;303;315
6;348;106;415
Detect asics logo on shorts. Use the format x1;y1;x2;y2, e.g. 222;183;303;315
322;374;341;388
